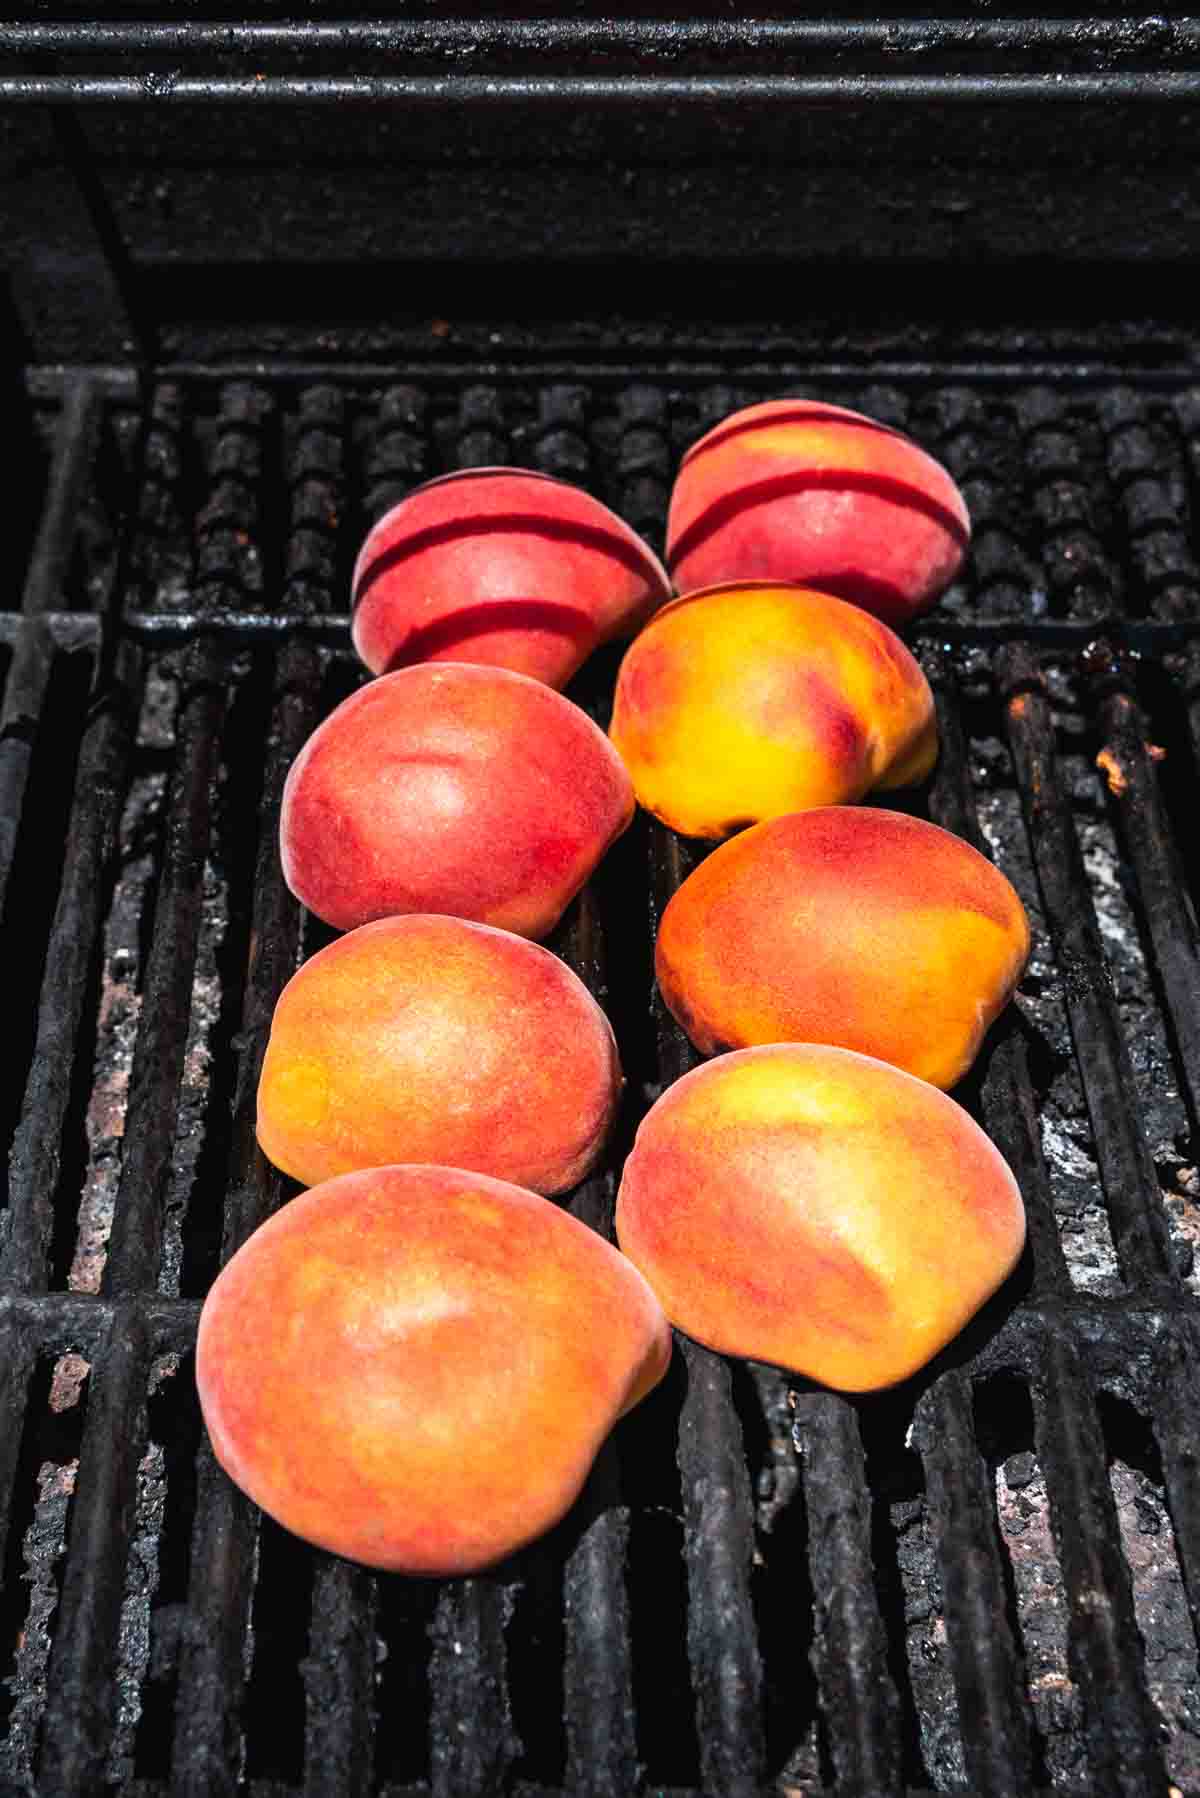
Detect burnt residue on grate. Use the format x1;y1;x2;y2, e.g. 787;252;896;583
0;367;1197;1795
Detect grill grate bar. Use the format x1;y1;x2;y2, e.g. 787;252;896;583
0;618;71;926
0;379;104;918
8;70;1200;105
171;1440;259;1798
918;1371;1034;1792
102;658;224;1295
922;645;1068;1299
0;645;136;1292
559;890;638;1798
1035;1329;1168;1793
793;1391;901;1790
169;824;303;1786
428;1580;515;1798
0;374;104;946
9;17;1200;60
1000;644;1180;1291
1090;669;1200;1137
0;1309;39;1562
170;389;317;1797
21;377;102;621
277;388;383;1798
103;380;219;1295
560;1439;635;1798
37;1306;151;1794
1153;1349;1200;1695
649;826;766;1795
302;1558;378;1798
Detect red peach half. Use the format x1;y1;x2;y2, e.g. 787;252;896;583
280;662;634;938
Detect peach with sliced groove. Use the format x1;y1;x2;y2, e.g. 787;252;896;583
667;398;969;627
352;468;671;689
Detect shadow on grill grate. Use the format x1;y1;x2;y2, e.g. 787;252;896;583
0;363;1198;1795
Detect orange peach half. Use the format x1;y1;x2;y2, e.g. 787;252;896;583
197;1166;672;1574
615;1045;1025;1392
281;662;634;937
352;468;672;689
257;915;622;1194
667;398;970;628
656;808;1030;1089
608;582;936;839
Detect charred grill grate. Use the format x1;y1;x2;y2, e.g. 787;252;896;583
0;364;1198;1796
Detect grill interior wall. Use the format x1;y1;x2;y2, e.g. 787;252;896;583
0;366;1198;1795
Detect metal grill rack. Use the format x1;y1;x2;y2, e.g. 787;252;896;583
0;361;1199;1797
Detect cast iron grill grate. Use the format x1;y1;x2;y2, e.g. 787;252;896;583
0;363;1199;1797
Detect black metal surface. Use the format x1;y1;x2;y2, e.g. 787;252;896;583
7;71;1200;103
7;18;1200;363
4;18;1197;60
0;364;1199;1797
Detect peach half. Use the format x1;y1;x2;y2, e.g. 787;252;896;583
257;915;622;1194
197;1165;672;1573
616;1045;1025;1392
608;582;936;839
656;808;1030;1089
281;662;634;937
352;468;672;689
667;398;970;627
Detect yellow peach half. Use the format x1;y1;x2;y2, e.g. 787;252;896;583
609;582;936;839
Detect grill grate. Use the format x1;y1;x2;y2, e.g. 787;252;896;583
1;363;1199;1795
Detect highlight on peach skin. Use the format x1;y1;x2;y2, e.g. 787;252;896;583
257;914;622;1194
352;467;672;690
281;662;634;937
608;582;936;839
656;807;1030;1089
666;398;970;628
615;1044;1026;1393
197;1165;672;1575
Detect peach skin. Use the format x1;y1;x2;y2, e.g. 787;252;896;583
197;1165;672;1574
608;582;936;839
656;808;1030;1088
281;662;634;937
615;1045;1025;1392
667;398;970;627
257;914;622;1193
352;468;672;689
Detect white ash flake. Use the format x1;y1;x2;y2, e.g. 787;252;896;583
1040;1116;1100;1184
1080;830;1139;956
